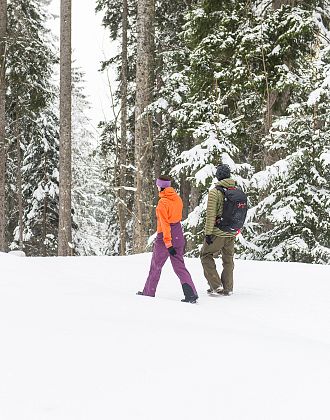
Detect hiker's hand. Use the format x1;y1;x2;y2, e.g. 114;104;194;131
205;235;213;245
168;246;177;256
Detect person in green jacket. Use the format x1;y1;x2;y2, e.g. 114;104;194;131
200;164;236;296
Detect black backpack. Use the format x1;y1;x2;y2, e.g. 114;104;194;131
214;186;248;233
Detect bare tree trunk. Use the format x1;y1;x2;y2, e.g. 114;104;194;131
153;69;163;179
185;185;199;253
180;135;192;220
182;134;197;252
152;71;163;229
0;0;7;252
133;0;155;253
272;0;296;9
58;0;72;256
42;152;48;257
118;0;128;256
153;128;162;181
42;195;47;256
260;20;274;136
16;128;23;250
180;172;191;220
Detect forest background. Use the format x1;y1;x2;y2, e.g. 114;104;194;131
0;0;329;264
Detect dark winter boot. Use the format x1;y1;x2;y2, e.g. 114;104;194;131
181;283;198;303
181;296;198;303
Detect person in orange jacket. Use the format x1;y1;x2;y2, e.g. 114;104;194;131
137;176;198;303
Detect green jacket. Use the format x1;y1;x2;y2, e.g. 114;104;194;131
204;178;236;237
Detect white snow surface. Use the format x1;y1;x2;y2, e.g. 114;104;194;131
0;254;330;420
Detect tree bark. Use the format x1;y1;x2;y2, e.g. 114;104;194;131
133;0;155;253
0;0;7;252
58;0;72;256
180;135;193;220
42;194;48;257
272;0;296;9
180;173;191;221
118;0;128;256
153;68;163;180
42;151;48;257
185;184;199;253
16;125;23;250
152;71;163;229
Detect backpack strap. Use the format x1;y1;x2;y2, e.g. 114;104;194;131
215;186;227;206
214;186;226;228
215;185;236;193
215;185;226;194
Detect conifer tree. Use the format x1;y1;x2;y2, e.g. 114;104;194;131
96;0;197;253
159;0;330;262
71;70;109;256
245;3;330;263
160;1;255;253
6;0;59;254
96;0;137;255
18;110;59;256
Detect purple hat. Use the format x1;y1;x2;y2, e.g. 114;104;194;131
156;178;171;189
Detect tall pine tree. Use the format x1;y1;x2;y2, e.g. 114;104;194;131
245;1;330;263
6;0;59;255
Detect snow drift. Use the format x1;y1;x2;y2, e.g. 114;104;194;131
0;254;329;420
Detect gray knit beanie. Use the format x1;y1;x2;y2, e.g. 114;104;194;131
216;164;231;180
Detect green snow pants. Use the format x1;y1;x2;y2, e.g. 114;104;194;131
200;236;235;292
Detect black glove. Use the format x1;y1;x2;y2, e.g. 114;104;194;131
168;246;177;256
205;235;213;245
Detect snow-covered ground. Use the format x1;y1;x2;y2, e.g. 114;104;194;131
0;253;329;420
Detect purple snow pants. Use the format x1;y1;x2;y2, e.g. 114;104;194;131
142;222;198;298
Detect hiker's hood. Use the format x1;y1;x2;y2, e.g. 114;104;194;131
216;178;236;188
158;187;178;200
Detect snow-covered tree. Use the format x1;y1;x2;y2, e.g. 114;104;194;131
96;0;137;255
18;110;59;256
245;9;330;263
157;1;256;253
96;0;198;253
71;71;110;256
154;0;330;262
6;0;59;255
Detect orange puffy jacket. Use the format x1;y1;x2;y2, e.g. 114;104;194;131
156;187;183;248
